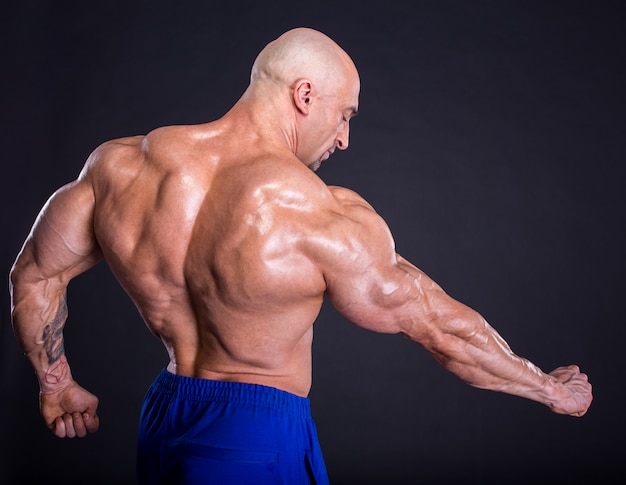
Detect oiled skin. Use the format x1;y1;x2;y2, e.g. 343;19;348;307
9;28;592;439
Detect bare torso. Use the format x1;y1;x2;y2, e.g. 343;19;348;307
90;122;334;396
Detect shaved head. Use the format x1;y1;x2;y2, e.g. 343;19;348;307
237;28;360;170
250;28;358;95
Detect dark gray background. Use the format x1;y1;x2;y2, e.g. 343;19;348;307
1;1;624;483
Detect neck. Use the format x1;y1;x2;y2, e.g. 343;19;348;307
229;84;299;157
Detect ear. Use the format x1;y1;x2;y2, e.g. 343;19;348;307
293;79;313;115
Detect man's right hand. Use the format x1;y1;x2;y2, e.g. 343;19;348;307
40;381;100;438
546;365;593;417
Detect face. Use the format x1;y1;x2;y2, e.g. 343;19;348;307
298;73;360;171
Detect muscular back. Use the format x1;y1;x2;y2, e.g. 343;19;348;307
89;123;334;395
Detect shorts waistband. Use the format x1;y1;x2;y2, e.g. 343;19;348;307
151;369;311;417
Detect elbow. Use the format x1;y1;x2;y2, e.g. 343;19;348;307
9;254;35;295
9;260;30;323
8;259;25;303
8;254;47;316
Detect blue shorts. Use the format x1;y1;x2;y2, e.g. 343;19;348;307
137;369;329;484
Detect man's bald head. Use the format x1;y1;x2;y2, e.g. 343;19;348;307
250;28;358;96
238;28;360;169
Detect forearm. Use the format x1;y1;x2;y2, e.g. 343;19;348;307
416;307;558;406
391;256;554;404
10;264;101;437
10;272;74;394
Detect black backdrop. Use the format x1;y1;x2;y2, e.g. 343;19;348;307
1;1;624;483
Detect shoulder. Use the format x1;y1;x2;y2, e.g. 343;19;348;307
302;183;395;267
325;186;389;237
229;153;334;210
327;185;375;212
81;135;145;178
250;166;379;228
81;125;190;172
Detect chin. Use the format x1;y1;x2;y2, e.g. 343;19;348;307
309;160;323;172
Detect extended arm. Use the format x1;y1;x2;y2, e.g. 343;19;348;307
321;187;592;416
10;172;103;437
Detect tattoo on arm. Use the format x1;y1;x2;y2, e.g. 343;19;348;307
41;296;69;385
42;295;67;364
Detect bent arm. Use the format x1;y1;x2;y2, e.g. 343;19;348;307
10;174;103;436
320;187;592;416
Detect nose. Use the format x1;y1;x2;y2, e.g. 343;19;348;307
336;123;350;151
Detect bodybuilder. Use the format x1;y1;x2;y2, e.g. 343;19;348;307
10;28;592;484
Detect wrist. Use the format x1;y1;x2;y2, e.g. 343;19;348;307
37;355;73;395
534;374;562;410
